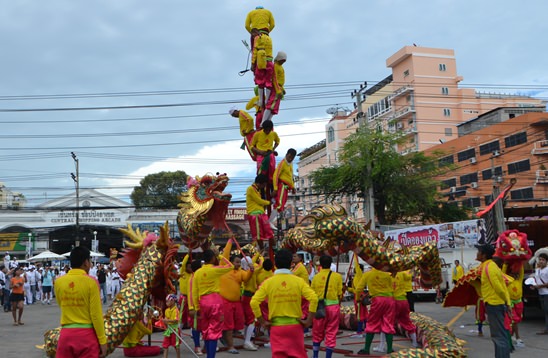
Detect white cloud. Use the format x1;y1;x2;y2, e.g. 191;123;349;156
101;117;328;200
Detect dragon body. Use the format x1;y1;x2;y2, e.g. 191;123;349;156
44;222;179;357
177;173;233;250
282;204;442;287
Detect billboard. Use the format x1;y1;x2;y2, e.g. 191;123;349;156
384;219;485;250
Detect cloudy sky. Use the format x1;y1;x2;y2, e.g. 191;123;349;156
1;0;547;207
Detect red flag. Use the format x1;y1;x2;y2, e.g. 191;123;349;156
476;182;515;218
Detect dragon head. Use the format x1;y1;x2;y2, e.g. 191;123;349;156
494;229;532;273
178;172;233;250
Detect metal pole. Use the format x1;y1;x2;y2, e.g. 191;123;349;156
27;232;32;259
491;155;506;235
71;152;80;247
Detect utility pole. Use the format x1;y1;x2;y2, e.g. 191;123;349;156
491;154;506;235
71;152;80;247
351;82;375;227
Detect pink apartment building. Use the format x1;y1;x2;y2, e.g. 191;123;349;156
296;45;546;223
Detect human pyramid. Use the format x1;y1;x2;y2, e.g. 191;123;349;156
229;6;297;257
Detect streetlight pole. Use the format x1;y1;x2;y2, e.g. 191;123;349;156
71;152;80;247
352;82;375;227
93;231;98;264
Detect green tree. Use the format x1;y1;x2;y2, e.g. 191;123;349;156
130;170;188;209
309;129;468;225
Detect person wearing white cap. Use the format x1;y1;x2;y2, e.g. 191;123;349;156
262;51;287;125
229;107;257;161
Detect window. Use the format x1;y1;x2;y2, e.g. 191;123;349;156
439;64;447;71
484;194;494;205
441;178;457;189
507;159;530;175
504;132;527;148
482;166;503;180
441;87;449;95
327;127;335;143
438;155;454;167
462;197;481;208
406;95;412;103
457;148;476;162
366;97;391;120
403;70;409;77
445;127;453;136
479;140;501;156
510;187;534;200
460;172;478;185
443;108;451;117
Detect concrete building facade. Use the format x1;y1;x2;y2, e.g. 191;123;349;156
424;110;548;216
297;45;546;224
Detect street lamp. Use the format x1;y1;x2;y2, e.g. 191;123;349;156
27;232;32;259
92;231;98;264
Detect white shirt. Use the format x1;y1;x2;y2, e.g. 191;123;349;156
535;266;548;295
0;271;5;289
27;270;37;285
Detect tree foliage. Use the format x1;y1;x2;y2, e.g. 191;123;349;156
309;129;469;225
130;170;188;209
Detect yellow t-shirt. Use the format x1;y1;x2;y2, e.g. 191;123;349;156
238;110;254;137
54;268;106;345
311;269;343;303
246;184;270;214
219;268;252;302
480;260;511;306
250;270;318;321
190;257;233;311
251;129;280;152
292;262;310;285
273;158;294;191
356;268;394;298
245;8;275;33
393;271;413;300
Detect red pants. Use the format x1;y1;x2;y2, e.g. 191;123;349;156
162;331;180;348
243;131;257;161
312;304;340;348
271;324;307;358
274;182;290;212
241;294;255;325
199;293;224;340
394;299;416;333
266;91;282;115
254;61;274;88
353;298;368;322
256;153;276;183
57;327;100;358
366;296;396;334
248;213;274;242
223;299;245;330
179;294;190;327
476;299;486;322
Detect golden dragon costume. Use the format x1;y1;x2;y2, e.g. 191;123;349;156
281;204;442;288
43;222;179;357
176;173;233;250
282;204;468;357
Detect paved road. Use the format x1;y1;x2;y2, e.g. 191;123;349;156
2;300;547;357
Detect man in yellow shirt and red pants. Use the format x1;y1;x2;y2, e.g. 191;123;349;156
251;248;318;358
55;246;107;358
246;174;274;251
190;246;234;358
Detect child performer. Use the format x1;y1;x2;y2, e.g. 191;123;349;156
162;294;181;358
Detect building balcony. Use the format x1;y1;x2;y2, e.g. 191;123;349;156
531;140;548;155
536;170;548;184
387;106;415;121
389;85;414;102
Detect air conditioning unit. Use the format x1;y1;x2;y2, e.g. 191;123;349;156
470;182;478;189
492;150;500;157
396;122;403;129
495;176;503;183
469;157;477;164
449;186;456;193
